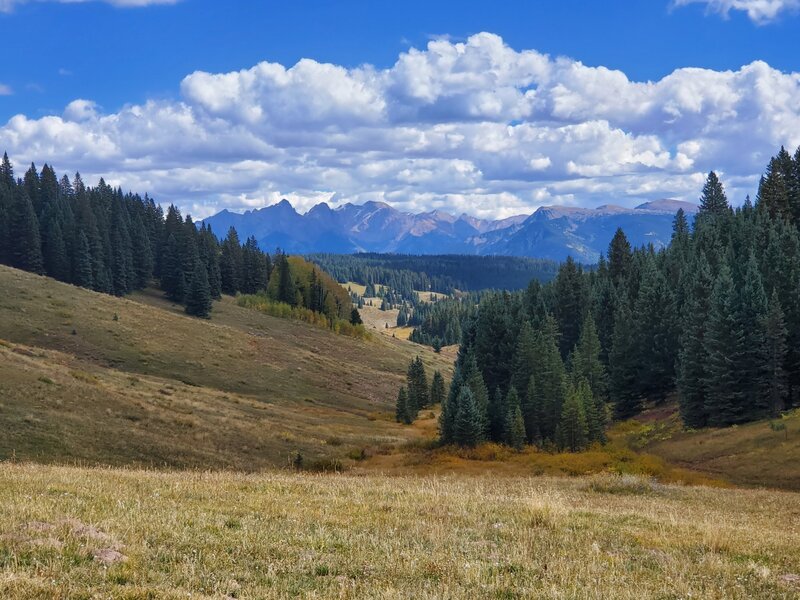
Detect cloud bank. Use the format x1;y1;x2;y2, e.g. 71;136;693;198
1;33;799;219
673;0;800;23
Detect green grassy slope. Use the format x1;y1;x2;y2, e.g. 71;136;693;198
0;265;451;469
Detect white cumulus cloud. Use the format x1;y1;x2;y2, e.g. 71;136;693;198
673;0;800;23
1;32;799;219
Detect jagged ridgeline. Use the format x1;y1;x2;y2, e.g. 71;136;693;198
431;145;800;449
0;153;356;327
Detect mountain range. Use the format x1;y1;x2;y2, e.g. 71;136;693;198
201;198;698;262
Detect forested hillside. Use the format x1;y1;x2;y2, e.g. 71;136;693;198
433;146;800;450
0;154;356;329
308;253;560;295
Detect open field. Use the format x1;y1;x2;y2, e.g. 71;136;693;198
626;404;800;490
0;266;451;468
1;463;799;599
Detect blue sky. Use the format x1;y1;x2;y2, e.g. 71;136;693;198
0;0;799;218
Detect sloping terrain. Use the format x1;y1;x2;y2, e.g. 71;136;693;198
623;404;800;490
0;265;451;468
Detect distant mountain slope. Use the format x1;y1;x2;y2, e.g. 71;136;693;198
202;199;698;262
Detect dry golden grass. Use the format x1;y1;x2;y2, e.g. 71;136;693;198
0;266;451;469
628;404;800;490
1;463;799;599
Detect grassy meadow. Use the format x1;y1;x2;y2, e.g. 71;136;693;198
2;265;800;598
0;266;451;469
1;464;799;599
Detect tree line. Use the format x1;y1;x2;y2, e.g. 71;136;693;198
0;154;357;324
395;357;446;424
308;253;560;298
415;146;800;449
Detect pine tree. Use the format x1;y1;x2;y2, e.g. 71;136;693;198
453;386;483;447
462;354;490;437
698;171;730;216
575;378;605;444
275;254;297;306
487;387;507;442
184;260;213;318
757;153;790;220
569;313;607;401
130;216;154;289
430;371;446;406
503;387;526;451
530;316;567;442
0;152;14;189
73;230;93;289
512;320;537;405
406;356;429;417
522;376;541;444
42;219;68;281
704;263;741;426
9;187;44;274
677;255;714;428
553;256;587;357
219;227;243;295
396;387;411;424
161;233;185;301
633;257;677;403
556;384;589;452
350;308;363;326
608;228;632;286
610;294;641;420
439;366;463;444
764;289;788;417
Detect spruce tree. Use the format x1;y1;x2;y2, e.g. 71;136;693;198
522;376;541;444
553;256;587;358
610;294;641;420
698;171;730;216
9;187;44;274
503;387;526;451
462;354;490;437
556;384;589;452
439;365;463;444
160;233;185;301
453;386;483;447
512;320;537;405
406;356;429;415
530;316;567;442
276;254;297;306
704;263;741;426
185;260;213;318
350;308;363;326
757;154;790;220
220;227;243;295
43;219;68;281
734;253;769;422
487;387;507;442
569;313;607;401
764;289;788;417
677;255;714;428
575;378;605;444
73;230;93;289
430;371;446;407
608;228;632;286
633;257;677;403
396;386;411;424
